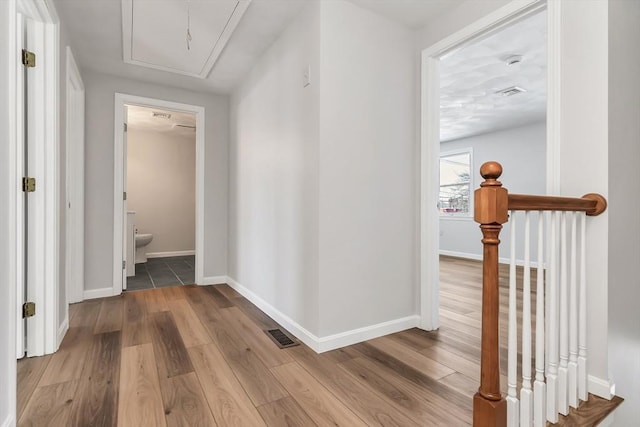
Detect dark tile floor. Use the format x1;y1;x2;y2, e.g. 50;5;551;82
126;255;195;291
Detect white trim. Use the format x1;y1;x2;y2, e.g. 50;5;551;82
317;316;420;353
113;93;205;297
546;0;561;194
201;276;227;286
64;46;85;305
121;0;252;79
56;313;68;348
1;415;15;427
588;375;615;400
226;276;419;353
419;0;549;332
439;250;543;268
83;287;116;301
147;250;195;259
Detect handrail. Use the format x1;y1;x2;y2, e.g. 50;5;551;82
508;193;607;215
472;161;606;427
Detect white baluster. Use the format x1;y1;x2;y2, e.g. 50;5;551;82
507;211;520;426
558;212;569;415
533;212;546;427
546;211;559;423
520;212;533;426
578;212;588;401
568;212;579;408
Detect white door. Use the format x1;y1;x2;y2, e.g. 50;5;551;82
65;49;85;304
16;13;39;358
15;12;26;359
122;106;129;290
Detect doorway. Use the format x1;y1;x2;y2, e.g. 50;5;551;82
113;94;205;294
420;0;558;329
124;104;197;291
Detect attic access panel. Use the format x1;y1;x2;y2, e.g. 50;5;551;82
122;0;251;79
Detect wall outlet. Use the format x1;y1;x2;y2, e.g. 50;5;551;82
303;65;311;87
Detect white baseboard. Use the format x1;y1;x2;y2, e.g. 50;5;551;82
2;414;15;427
201;276;228;286
57;314;69;349
83;287;115;300
588;375;615;400
226;276;420;353
439;250;543;268
146;250;195;259
317;315;420;352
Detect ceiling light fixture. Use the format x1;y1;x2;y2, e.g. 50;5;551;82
186;0;192;51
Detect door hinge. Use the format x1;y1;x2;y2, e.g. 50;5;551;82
123;191;127;201
22;177;36;192
22;49;36;67
124;122;128;132
22;302;36;318
122;260;126;270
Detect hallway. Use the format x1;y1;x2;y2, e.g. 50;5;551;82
16;258;621;426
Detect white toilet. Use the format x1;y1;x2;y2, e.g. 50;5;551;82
135;233;153;264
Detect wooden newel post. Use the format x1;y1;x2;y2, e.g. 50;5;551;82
473;162;508;427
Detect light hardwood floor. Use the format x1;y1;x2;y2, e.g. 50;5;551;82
17;257;621;426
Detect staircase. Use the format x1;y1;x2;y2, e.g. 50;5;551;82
471;161;622;426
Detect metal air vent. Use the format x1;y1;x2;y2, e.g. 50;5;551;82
496;86;527;97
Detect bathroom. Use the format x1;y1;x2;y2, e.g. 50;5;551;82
125;104;196;290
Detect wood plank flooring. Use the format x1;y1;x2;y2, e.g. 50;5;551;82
17;257;620;426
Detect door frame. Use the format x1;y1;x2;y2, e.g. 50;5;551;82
112;93;205;295
65;46;85;305
8;0;61;358
419;0;559;329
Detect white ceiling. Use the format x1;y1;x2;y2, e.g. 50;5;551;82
53;0;465;94
440;10;547;142
127;104;196;137
122;0;250;78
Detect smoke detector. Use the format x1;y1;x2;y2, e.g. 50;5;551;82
152;111;172;119
505;55;523;66
496;86;527;97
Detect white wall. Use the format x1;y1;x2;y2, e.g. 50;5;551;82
0;0;17;424
608;0;640;422
556;0;611;394
83;71;228;291
440;122;546;262
230;0;415;344
229;3;321;335
127;128;196;254
318;0;416;336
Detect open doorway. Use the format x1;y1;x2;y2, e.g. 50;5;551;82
124;105;197;291
419;0;555;330
113;94;205;295
437;9;547;323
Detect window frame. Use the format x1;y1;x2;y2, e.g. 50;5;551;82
439;147;474;219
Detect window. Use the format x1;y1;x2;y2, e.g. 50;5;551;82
439;149;472;217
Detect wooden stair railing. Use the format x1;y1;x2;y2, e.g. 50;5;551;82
472;162;606;427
